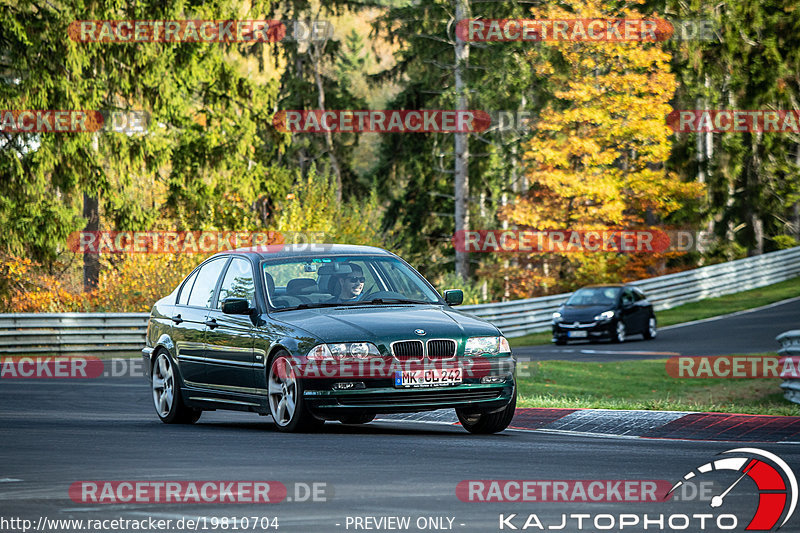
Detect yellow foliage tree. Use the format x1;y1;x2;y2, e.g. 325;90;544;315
502;0;704;292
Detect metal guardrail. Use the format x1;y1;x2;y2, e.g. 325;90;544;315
0;313;149;357
0;247;798;356
461;246;800;337
777;330;800;405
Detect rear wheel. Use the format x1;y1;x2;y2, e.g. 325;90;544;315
456;390;517;434
151;351;201;424
643;316;657;340
268;351;324;432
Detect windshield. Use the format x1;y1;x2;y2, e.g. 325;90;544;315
262;255;442;311
565;287;620;306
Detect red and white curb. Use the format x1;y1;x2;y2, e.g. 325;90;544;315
379;408;800;443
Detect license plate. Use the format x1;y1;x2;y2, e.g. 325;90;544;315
568;330;588;338
394;368;462;387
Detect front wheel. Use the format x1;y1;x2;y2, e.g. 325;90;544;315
268;352;324;432
612;320;626;343
643;316;657;340
456;390;517;434
151;352;201;424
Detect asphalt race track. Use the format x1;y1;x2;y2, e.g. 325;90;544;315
2;299;800;533
2;376;800;533
514;297;800;362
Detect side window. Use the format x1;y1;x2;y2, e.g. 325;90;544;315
186;258;228;308
633;289;646;301
622;288;634;305
217;258;256;308
177;269;199;306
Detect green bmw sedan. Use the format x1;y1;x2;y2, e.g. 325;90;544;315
142;244;516;433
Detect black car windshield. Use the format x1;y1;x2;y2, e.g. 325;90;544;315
262;255;442;311
565;287;621;306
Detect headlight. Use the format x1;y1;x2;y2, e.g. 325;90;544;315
307;342;380;361
465;336;510;356
552;311;562;322
594;310;615;321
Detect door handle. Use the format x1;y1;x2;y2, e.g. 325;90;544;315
204;318;219;329
171;315;183;324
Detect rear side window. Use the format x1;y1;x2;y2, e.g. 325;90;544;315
186;258;228;308
177;269;199;305
217;258;256;308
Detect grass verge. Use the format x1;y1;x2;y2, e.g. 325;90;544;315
508;276;800;348
515;356;797;416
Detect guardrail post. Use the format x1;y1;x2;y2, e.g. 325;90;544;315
776;330;800;405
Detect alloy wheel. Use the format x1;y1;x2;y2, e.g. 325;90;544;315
268;356;298;427
152;353;174;417
615;321;626;343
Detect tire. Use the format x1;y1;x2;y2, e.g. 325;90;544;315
554;337;567;346
268;351;324;432
338;413;376;425
612;320;626;343
643;316;657;340
151;351;201;424
456;389;517;434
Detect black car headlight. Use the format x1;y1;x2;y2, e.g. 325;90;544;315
593;310;615;322
552;311;562;324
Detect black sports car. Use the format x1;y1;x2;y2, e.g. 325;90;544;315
551;284;657;345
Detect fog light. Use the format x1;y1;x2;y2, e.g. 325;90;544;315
481;376;506;384
332;382;366;390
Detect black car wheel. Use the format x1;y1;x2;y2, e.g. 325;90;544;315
643;316;657;340
612;321;626;343
268;351;324;432
456;389;516;434
151;351;201;424
554;337;567;345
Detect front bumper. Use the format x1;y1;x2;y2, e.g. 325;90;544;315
141;346;153;377
300;355;516;414
552;321;614;341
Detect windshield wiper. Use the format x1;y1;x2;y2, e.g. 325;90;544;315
363;298;432;305
272;302;348;312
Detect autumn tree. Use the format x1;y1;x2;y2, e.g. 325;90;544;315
503;0;704;293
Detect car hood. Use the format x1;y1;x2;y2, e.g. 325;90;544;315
272;305;499;344
559;305;612;322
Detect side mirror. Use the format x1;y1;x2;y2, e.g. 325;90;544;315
221;297;251;315
443;289;464;306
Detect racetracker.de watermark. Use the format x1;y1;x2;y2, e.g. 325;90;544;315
453;229;714;254
69;20;333;43
456;18;716;42
67;231;328;253
277;357;514;381
666;355;800;378
273;110;492;133
457;480;672;502
667;110;800;133
0;356;104;379
0;110;149;133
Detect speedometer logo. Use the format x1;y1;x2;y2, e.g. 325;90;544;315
668;448;797;530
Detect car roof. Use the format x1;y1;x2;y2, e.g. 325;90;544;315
215;243;395;261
